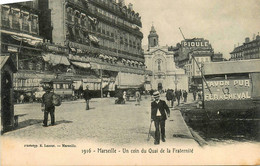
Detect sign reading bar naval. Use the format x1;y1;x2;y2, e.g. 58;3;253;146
181;38;210;47
204;79;252;101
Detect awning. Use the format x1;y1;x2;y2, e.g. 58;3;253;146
42;53;70;66
71;61;91;69
11;35;42;46
0;29;43;42
89;34;99;43
203;59;260;75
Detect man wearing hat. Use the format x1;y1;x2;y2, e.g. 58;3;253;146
41;85;55;127
151;91;170;145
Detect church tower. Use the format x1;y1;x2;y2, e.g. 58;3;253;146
148;25;159;48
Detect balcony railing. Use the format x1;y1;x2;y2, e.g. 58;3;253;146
12;21;20;30
22;23;29;32
1;19;10;28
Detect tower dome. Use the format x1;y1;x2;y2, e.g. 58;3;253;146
148;25;159;48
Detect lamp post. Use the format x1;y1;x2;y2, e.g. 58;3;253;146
174;72;179;91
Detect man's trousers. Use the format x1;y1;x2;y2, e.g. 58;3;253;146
154;116;166;144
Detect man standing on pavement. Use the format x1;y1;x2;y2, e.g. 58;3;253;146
166;89;173;108
41;86;55;127
151;91;170;145
83;85;91;110
183;90;188;102
135;90;141;106
175;89;182;106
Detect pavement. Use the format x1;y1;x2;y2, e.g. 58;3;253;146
2;94;200;147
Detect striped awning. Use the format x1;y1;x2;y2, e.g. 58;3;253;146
89;34;99;43
42;53;70;66
71;61;91;69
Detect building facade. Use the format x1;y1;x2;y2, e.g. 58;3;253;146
39;0;146;93
230;34;260;61
144;26;188;91
1;0;146;101
169;38;214;91
0;1;53;102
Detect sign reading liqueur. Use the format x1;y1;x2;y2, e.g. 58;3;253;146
204;79;252;101
181;38;209;48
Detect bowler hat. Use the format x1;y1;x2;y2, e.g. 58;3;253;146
153;91;160;98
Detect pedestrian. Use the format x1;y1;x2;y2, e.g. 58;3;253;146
83;85;91;110
166;89;173;108
19;94;24;103
41;86;55;127
123;91;127;102
150;89;154;101
193;91;197;101
171;89;176;108
135;90;141;106
183;90;188;102
151;91;170;145
198;91;202;100
175;89;182;106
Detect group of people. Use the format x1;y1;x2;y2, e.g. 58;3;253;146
40;84;185;146
41;85;92;127
165;89;188;108
193;90;203;101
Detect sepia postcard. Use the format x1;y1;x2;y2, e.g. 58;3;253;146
1;0;260;165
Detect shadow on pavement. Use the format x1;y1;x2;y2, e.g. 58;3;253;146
16;114;28;117
55;120;73;125
13;119;42;131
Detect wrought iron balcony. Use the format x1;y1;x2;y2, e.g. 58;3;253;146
12;21;20;30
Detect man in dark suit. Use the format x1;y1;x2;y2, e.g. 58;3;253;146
42;86;55;127
151;91;170;145
83;85;91;110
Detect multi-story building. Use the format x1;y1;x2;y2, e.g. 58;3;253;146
39;0;146;94
169;38;214;91
212;52;225;62
1;0;146;100
230;34;260;61
0;1;51;102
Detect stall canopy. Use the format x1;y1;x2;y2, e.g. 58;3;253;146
42;53;70;66
71;61;91;68
11;35;42;46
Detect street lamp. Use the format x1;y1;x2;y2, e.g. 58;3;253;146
174;72;179;90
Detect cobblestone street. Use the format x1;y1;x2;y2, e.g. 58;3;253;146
3;95;199;147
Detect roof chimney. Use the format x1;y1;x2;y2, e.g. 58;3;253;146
118;0;125;6
128;3;133;10
256;32;260;40
245;37;250;43
253;34;256;40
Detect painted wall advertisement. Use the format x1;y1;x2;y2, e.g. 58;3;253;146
203;79;252;101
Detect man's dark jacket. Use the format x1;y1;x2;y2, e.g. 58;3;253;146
151;100;170;121
83;89;91;100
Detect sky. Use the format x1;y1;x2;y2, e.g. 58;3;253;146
125;0;260;59
2;0;260;59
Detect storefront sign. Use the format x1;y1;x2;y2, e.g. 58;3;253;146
204;79;252;101
182;39;209;48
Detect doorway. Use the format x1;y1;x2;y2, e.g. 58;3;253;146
1;71;12;130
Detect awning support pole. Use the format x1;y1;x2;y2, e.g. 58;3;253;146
100;68;103;98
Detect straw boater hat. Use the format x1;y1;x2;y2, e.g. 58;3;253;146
153;91;160;98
